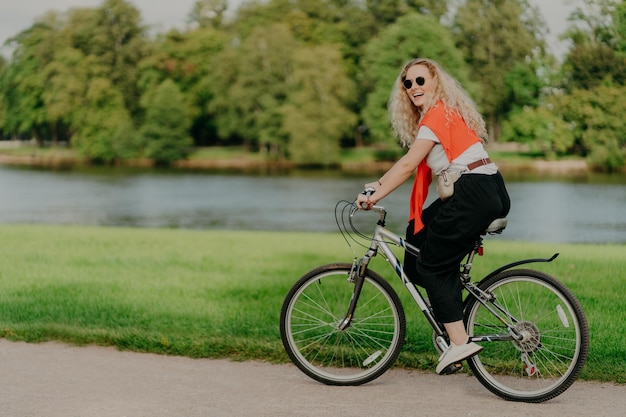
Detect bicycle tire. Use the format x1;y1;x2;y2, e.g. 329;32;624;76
280;263;405;386
464;269;589;403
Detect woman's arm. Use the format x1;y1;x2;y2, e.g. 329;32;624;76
358;139;435;208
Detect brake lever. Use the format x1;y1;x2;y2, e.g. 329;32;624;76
359;187;376;208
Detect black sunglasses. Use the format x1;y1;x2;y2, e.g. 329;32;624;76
403;76;425;89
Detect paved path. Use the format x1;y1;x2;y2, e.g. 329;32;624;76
1;339;623;417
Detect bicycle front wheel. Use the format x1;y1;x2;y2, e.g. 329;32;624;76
280;263;405;386
464;269;589;403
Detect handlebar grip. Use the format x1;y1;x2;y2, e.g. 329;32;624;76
359;187;376;209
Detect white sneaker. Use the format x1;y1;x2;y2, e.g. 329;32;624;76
436;342;483;375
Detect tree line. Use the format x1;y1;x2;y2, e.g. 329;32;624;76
0;0;624;170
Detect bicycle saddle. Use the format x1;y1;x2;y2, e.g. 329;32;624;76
484;218;507;234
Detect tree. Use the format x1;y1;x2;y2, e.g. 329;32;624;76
550;84;626;171
210;23;297;158
64;0;149;117
365;0;452;26
72;77;136;162
209;15;360;163
0;0;148;150
282;45;357;165
0;17;60;143
231;0;377;67
360;13;475;146
96;0;147;114
188;0;228;28
504;62;543;111
566;0;621;47
500;106;575;158
614;0;626;55
453;0;547;141
138;27;226;146
41;47;93;144
562;0;626;90
138;79;193;165
563;43;626;90
0;55;7;137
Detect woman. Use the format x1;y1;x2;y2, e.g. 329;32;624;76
356;58;510;375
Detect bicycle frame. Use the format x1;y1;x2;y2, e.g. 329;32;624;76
340;206;446;348
340;205;560;351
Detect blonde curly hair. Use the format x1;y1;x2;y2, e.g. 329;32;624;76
389;58;487;147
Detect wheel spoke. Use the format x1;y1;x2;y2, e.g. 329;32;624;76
280;265;405;385
465;270;588;403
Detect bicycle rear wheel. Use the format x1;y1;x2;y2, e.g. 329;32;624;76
464;269;589;403
280;263;405;385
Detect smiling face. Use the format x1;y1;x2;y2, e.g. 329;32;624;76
403;64;433;108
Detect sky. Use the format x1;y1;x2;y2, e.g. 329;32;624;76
1;0;580;59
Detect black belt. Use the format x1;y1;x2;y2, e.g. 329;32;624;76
467;158;492;171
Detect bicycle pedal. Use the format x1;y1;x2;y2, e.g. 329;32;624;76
441;362;463;375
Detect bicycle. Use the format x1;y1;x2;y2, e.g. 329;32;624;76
279;197;589;403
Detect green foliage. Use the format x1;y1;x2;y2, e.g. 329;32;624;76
563;43;626;91
1;20;57;141
282;45;357;165
231;0;378;52
361;13;474;146
0;0;625;171
138;79;193;165
615;1;626;55
453;0;547;139
566;0;622;48
209;23;296;157
501;106;575;158
547;0;626;169
90;0;149;115
562;0;626;91
549;84;626;170
137;27;226;145
0;56;6;134
72;78;137;162
210;19;357;164
0;0;147;146
504;63;542;110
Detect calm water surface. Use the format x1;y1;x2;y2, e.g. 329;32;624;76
1;165;625;244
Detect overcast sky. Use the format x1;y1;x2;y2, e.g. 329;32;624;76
1;0;580;59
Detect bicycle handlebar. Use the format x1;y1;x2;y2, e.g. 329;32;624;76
359;187;376;209
350;192;387;225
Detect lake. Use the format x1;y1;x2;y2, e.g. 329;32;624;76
1;165;625;244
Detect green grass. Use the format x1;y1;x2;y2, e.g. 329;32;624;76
186;146;264;162
0;224;624;383
0;145;77;159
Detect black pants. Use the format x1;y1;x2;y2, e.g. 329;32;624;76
403;172;510;323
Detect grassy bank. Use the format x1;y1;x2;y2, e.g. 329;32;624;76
0;224;624;383
0;144;596;176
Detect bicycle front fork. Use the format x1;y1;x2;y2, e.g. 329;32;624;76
338;255;372;330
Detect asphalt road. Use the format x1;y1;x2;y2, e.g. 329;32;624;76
0;339;623;417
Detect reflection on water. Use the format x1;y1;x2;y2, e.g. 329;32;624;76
1;165;625;243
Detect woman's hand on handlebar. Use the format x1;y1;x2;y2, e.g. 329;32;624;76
356;187;376;210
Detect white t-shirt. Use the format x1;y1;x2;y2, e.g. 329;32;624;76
416;126;497;175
